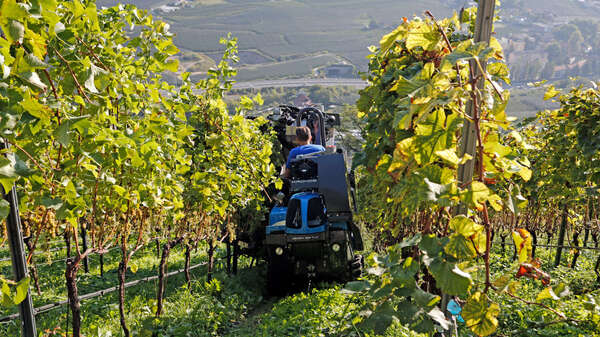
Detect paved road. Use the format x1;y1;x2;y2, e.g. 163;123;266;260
231;78;369;90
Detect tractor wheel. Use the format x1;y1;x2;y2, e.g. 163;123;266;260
350;254;363;279
266;257;288;296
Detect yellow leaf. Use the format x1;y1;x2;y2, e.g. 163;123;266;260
512;229;532;263
544;86;560;100
536;287;558;301
518;166;532;181
435;149;459;167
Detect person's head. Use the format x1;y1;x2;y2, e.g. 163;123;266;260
295;126;312;145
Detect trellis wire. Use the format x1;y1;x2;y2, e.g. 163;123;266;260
492;241;600;251
0;256;228;323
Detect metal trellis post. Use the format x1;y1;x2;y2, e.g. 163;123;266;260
2;141;37;337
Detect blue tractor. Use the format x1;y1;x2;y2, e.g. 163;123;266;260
258;106;364;294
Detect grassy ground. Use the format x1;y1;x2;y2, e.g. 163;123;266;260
0;242;239;336
2;231;599;336
484;240;600;337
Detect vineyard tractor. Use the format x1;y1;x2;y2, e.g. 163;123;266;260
242;105;364;295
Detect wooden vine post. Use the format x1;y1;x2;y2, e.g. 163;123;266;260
2;142;37;337
554;203;568;267
446;0;496;317
457;0;496;192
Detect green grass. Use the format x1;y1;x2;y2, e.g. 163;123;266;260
3;232;600;336
485;241;600;337
0;241;236;336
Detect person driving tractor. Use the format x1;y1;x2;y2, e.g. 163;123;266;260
283;126;325;178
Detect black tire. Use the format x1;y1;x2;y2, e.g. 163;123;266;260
266;256;289;296
350;254;363;279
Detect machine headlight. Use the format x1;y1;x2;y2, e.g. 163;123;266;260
275;247;284;255
331;243;341;252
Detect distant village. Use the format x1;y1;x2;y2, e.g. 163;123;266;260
153;0;192;13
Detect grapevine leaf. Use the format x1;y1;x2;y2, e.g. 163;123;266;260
397;234;422;249
380;25;407;53
274;179;282;190
426;257;472;295
412;287;440;308
41;197;63;210
84;64;107;94
8;20;25;44
20;71;47;90
536;287;559;301
1;281;12;306
445;234;476;259
0;199;10;220
54;115;90;146
427;306;450;330
449;215;482;237
492;273;512;292
14;155;35;177
13;277;29;305
443;50;473;65
517;166;532;181
390;75;429;97
360;301;398;334
544;86;560;100
462;181;489;209
418;234;447;257
462;292;499;337
435;149;460;166
24;53;49;69
487;62;510;84
1;0;29;22
511;228;532;263
390;257;419;285
0;159;17;193
405;23;439;51
164;59;179;72
343;280;371;294
471;231;487;254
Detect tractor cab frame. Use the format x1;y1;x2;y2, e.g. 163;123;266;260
260;105;363;294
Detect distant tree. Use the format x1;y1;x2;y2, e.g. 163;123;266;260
568;29;584;55
525;37;537;51
553;24;580;42
511;62;523;82
545;42;562;63
570;19;599;41
541;61;555;80
337;105;364;157
581;60;594;76
530;60;543;80
368;18;378;30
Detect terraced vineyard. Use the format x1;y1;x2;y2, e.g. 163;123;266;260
2;1;600;337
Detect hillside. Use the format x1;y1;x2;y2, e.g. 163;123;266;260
96;0;600;116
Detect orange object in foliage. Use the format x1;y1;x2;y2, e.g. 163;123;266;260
515;262;550;286
483;177;497;185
